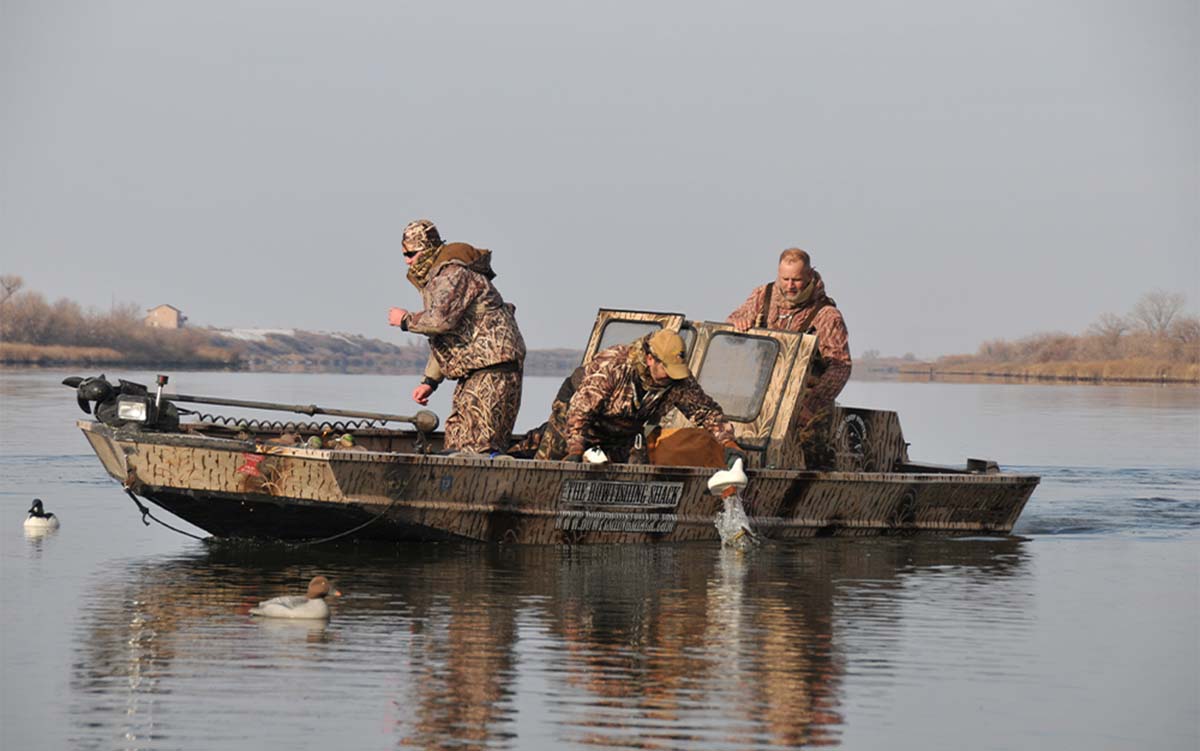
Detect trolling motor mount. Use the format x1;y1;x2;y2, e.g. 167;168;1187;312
63;375;180;431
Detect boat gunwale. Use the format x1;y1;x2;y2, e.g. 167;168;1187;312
77;419;1042;486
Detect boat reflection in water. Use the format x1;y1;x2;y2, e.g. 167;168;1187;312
69;538;1029;749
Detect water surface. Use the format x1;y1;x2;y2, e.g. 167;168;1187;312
2;371;1197;750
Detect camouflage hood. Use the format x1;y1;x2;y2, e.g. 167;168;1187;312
407;243;497;290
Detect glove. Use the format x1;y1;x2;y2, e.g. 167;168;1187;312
722;440;746;468
564;452;584;463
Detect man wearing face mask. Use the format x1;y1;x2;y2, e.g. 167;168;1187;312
727;248;851;468
388;219;526;454
544;329;740;464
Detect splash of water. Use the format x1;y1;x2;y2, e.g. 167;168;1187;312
714;493;760;551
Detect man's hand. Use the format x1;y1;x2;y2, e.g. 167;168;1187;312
731;317;752;333
412;383;434;405
722;439;747;468
388;307;409;327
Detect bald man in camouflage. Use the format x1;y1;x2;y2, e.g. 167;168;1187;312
388;220;526;454
727;247;851;468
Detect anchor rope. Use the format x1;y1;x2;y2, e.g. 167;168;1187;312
124;489;208;541
122;470;415;547
287;473;415;547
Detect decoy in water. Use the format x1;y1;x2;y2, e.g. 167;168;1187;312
23;499;60;530
250;575;341;619
708;460;761;549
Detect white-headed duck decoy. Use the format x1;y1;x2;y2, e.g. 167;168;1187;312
250;575;341;619
24;499;59;530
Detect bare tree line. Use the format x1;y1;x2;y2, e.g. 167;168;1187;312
5;275;1196;373
0;275;236;364
968;290;1198;365
0;276;583;372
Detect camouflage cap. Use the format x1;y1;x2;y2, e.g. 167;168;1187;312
402;219;442;253
647;329;690;380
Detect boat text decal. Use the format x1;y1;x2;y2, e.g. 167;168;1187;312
557;481;684;533
559;480;683;509
556;510;677;534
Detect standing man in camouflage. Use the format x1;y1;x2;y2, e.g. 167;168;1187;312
727;248;851;468
388;219;526;454
533;329;741;464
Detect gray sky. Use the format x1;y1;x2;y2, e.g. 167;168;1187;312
2;0;1196;356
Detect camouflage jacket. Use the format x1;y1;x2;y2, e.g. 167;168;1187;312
406;247;526;380
565;343;734;456
727;272;851;409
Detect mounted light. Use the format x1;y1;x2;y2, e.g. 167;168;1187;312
117;396;150;423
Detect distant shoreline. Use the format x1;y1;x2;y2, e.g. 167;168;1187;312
858;360;1198;385
0;342;582;377
888;369;1195;386
7;353;1195;387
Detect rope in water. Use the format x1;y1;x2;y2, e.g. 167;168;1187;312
125;489;207;541
287;478;411;547
123;473;415;547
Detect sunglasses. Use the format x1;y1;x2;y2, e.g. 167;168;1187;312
403;248;420;258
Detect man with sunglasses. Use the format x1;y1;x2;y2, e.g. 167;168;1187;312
388;219;526;454
727;247;851;468
529;329;741;465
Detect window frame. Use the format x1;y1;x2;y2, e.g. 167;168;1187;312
692;330;781;422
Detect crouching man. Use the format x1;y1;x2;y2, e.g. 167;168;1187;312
534;329;742;465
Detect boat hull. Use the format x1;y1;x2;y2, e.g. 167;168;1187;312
80;422;1038;543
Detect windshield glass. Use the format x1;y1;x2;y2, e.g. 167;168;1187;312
596;320;662;352
679;325;696;357
696;333;778;421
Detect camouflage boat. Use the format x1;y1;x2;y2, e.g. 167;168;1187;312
70;309;1039;543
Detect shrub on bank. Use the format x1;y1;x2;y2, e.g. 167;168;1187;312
926;291;1199;382
0;283;240;367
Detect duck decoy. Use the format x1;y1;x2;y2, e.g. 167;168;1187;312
250;575;341;619
23;499;59;531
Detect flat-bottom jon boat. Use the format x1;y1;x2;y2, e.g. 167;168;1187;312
70;309;1038;543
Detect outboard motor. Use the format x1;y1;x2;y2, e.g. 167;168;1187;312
63;375;180;431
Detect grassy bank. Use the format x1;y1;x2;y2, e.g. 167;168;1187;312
895;358;1198;384
0;341;239;368
1;340;582;376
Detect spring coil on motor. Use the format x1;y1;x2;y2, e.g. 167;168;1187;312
188;412;382;433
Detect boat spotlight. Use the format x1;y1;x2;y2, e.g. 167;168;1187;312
116;395;152;424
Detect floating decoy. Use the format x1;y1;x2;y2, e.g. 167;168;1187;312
23;499;59;531
250;575;341;619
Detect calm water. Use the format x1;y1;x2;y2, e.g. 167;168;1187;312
1;371;1197;750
